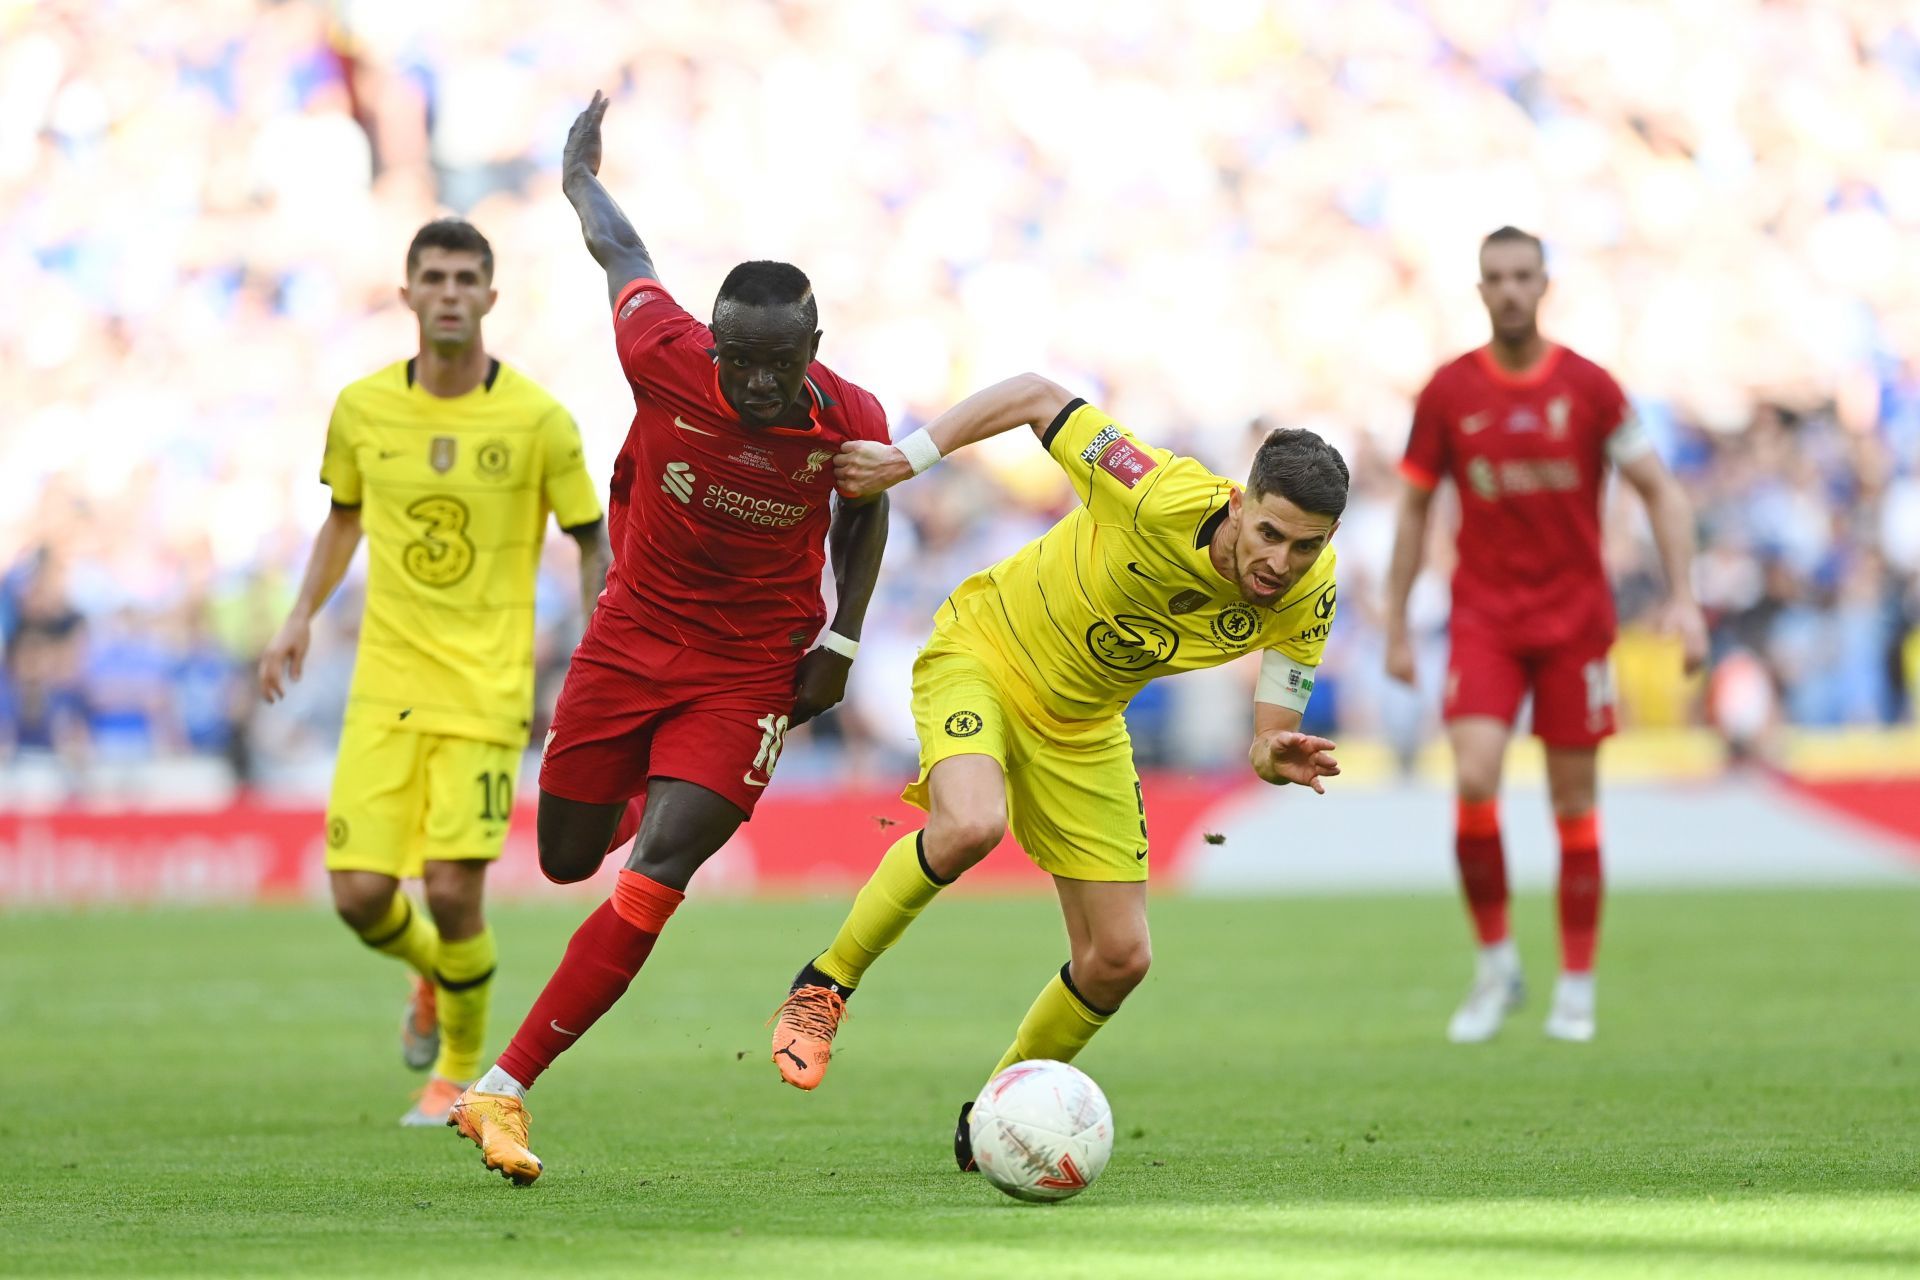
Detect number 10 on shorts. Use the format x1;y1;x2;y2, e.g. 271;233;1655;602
745;713;789;788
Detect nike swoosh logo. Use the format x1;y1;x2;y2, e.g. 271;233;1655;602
550;1020;580;1037
674;416;718;436
743;773;770;788
1126;561;1154;580
379;449;404;460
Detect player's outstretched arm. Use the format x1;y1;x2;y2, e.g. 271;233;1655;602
1249;702;1340;793
1382;479;1434;685
832;373;1075;499
258;503;363;703
562;90;658;308
1618;452;1708;673
791;493;890;726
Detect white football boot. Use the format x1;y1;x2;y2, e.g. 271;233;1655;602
1447;941;1525;1043
1543;972;1596;1042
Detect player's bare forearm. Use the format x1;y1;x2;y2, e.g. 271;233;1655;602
930;373;1076;455
1383;481;1434;631
291;505;364;622
833;375;1077;497
567;519;613;624
260;503;360;701
824;493;889;641
1622;455;1698;605
561;90;658;304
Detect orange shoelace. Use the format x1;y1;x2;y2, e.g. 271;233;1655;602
774;986;848;1039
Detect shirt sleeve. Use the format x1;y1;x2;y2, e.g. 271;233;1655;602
318;391;361;506
1269;572;1337;665
538;405;604;530
1593;370;1653;466
611;277;709;398
1041;398;1177;527
1399;374;1449;491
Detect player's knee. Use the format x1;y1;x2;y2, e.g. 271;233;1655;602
423;883;480;935
536;841;600;885
332;885;392;934
1082;937;1152;995
926;811;1005;871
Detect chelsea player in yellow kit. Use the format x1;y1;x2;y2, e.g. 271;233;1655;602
770;373;1346;1165
258;219;611;1126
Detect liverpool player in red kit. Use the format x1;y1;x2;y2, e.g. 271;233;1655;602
448;91;892;1183
1384;227;1705;1044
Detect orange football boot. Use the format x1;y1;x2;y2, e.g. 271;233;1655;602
448;1088;543;1185
770;984;848;1090
399;1075;463;1127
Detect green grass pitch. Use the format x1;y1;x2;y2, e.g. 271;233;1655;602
4;888;1917;1277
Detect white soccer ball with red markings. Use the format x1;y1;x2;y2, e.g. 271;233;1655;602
969;1060;1114;1203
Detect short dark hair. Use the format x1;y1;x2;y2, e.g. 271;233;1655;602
1481;225;1544;262
406;218;493;279
715;260;818;329
1248;428;1349;519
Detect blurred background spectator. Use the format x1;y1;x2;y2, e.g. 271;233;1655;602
3;0;1917;801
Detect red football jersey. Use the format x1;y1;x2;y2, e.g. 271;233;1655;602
604;277;890;659
1401;343;1648;648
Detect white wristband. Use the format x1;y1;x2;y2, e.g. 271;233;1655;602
895;429;943;475
818;630;860;660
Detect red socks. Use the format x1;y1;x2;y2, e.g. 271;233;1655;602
1556;810;1603;973
497;869;684;1088
1454;798;1509;945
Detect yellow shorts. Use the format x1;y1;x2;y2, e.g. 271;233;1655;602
904;644;1147;883
325;719;523;877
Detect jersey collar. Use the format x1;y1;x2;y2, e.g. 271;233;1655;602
1474;342;1562;387
705;363;829;436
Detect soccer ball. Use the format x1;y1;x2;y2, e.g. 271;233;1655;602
969;1060;1114;1203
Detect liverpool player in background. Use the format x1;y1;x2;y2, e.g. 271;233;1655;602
448;91;892;1184
258;218;611;1125
1383;226;1706;1044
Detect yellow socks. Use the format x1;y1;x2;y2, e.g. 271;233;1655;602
357;892;439;979
431;927;497;1083
815;832;949;990
992;964;1114;1075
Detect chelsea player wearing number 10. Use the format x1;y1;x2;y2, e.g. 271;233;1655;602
258;218;612;1127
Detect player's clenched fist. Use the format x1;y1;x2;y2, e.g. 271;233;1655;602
833;439;914;499
1249;729;1341;792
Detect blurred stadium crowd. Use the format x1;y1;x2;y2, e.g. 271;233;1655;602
4;0;1919;799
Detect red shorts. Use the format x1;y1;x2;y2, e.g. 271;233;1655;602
539;597;799;816
1444;622;1615;748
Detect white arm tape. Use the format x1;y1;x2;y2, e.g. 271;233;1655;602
1255;651;1317;713
818;630;860;660
895;429;943;475
1606;411;1655;466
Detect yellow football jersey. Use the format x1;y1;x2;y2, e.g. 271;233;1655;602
320;358;603;746
931;399;1338;722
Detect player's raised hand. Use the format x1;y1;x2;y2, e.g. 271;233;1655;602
257;616;312;704
833;440;915;500
1383;628;1418;686
563;90;610;177
1250;729;1341;793
789;647;851;726
1660;597;1710;674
